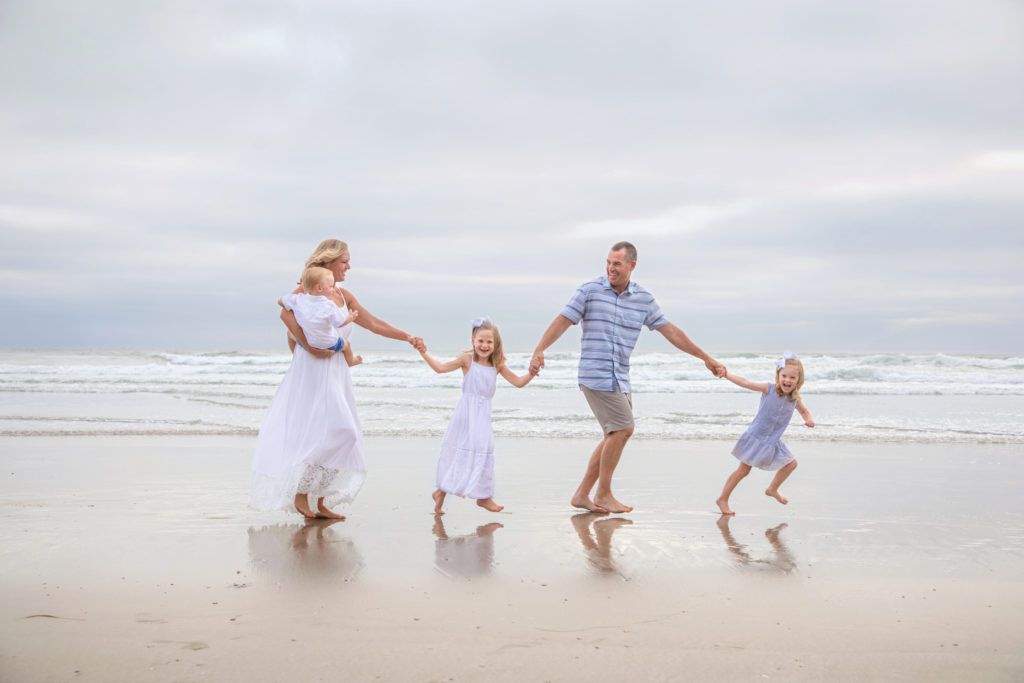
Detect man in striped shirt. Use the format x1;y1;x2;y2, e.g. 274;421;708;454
530;241;726;513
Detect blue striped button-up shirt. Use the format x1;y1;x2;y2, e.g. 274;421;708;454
560;276;668;393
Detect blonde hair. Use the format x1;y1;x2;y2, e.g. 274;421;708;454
300;266;334;294
471;319;506;370
775;358;805;402
304;239;349;270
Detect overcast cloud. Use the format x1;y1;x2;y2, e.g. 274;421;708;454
1;1;1022;353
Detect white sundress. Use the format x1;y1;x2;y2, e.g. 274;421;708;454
436;361;498;500
250;294;365;511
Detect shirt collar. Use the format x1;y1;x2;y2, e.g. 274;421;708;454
599;275;636;296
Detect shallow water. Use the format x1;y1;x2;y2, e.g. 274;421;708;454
1;436;1020;595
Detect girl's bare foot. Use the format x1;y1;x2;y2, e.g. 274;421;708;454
315;497;346;520
593;494;633;514
477;498;504;512
294;494;316;518
571;494;608;513
716;497;735;515
432;489;446;515
765;489;788;505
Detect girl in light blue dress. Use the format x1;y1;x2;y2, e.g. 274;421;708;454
716;352;815;515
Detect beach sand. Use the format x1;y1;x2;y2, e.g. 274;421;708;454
1;435;1022;681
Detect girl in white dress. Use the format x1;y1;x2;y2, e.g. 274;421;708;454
252;239;422;520
418;318;535;515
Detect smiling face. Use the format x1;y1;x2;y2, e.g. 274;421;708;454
325;250;351;283
606;248;636;293
472;328;495;363
776;361;804;398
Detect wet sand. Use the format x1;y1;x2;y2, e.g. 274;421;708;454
1;435;1022;681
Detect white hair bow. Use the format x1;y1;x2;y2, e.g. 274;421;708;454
775;350;798;369
472;316;492;328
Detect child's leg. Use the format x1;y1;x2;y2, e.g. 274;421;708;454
477;498;504;513
716;463;752;515
432;489;446;514
765;459;797;505
343;345;362;367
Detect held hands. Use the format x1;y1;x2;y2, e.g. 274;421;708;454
705;357;727;378
407;335;426;353
529;351;544;376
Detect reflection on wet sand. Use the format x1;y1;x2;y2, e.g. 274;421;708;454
432;515;503;579
571;512;633;578
247;518;363;585
716;516;797;574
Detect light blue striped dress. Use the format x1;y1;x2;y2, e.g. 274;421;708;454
732;388;798;471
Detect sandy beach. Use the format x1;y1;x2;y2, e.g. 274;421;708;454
1;435;1022;681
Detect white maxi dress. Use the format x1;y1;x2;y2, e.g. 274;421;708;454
436;361;498;500
250;296;365;511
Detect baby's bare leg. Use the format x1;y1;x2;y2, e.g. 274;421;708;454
765;460;798;505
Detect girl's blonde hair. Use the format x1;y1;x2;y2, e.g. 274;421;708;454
470;319;506;370
304;239;349;270
300;266;334;294
775;358;805;402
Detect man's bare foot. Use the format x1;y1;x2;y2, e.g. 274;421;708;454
315;497;346;520
571;494;608;513
294;494;316;518
716;497;735;515
592;494;633;514
477;498;504;513
765;489;788;505
432;489;446;515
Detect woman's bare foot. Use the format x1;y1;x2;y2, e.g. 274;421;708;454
765;488;788;505
294;494;316;518
432;489;446;515
716;497;735;515
592;494;633;514
315;497;346;520
477;498;504;512
571;494;608;513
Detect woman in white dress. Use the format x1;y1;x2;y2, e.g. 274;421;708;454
250;239;422;519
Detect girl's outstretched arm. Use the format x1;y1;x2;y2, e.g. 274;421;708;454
797;400;815;427
499;365;534;388
419;346;469;374
724;371;772;394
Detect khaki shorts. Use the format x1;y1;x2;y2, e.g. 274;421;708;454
580;385;635;434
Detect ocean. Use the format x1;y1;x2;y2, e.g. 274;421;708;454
1;349;1021;445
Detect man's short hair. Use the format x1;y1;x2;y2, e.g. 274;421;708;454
610;241;637;263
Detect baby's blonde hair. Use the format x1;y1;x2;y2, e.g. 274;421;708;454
471;319;506;370
300;266;334;294
304;239;349;270
775;358;805;402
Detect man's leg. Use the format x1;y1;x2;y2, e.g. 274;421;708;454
571;441;606;511
592;428;633;513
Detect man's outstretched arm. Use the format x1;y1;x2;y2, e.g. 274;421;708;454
530;315;573;374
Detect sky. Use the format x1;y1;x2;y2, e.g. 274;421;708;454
1;1;1022;354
